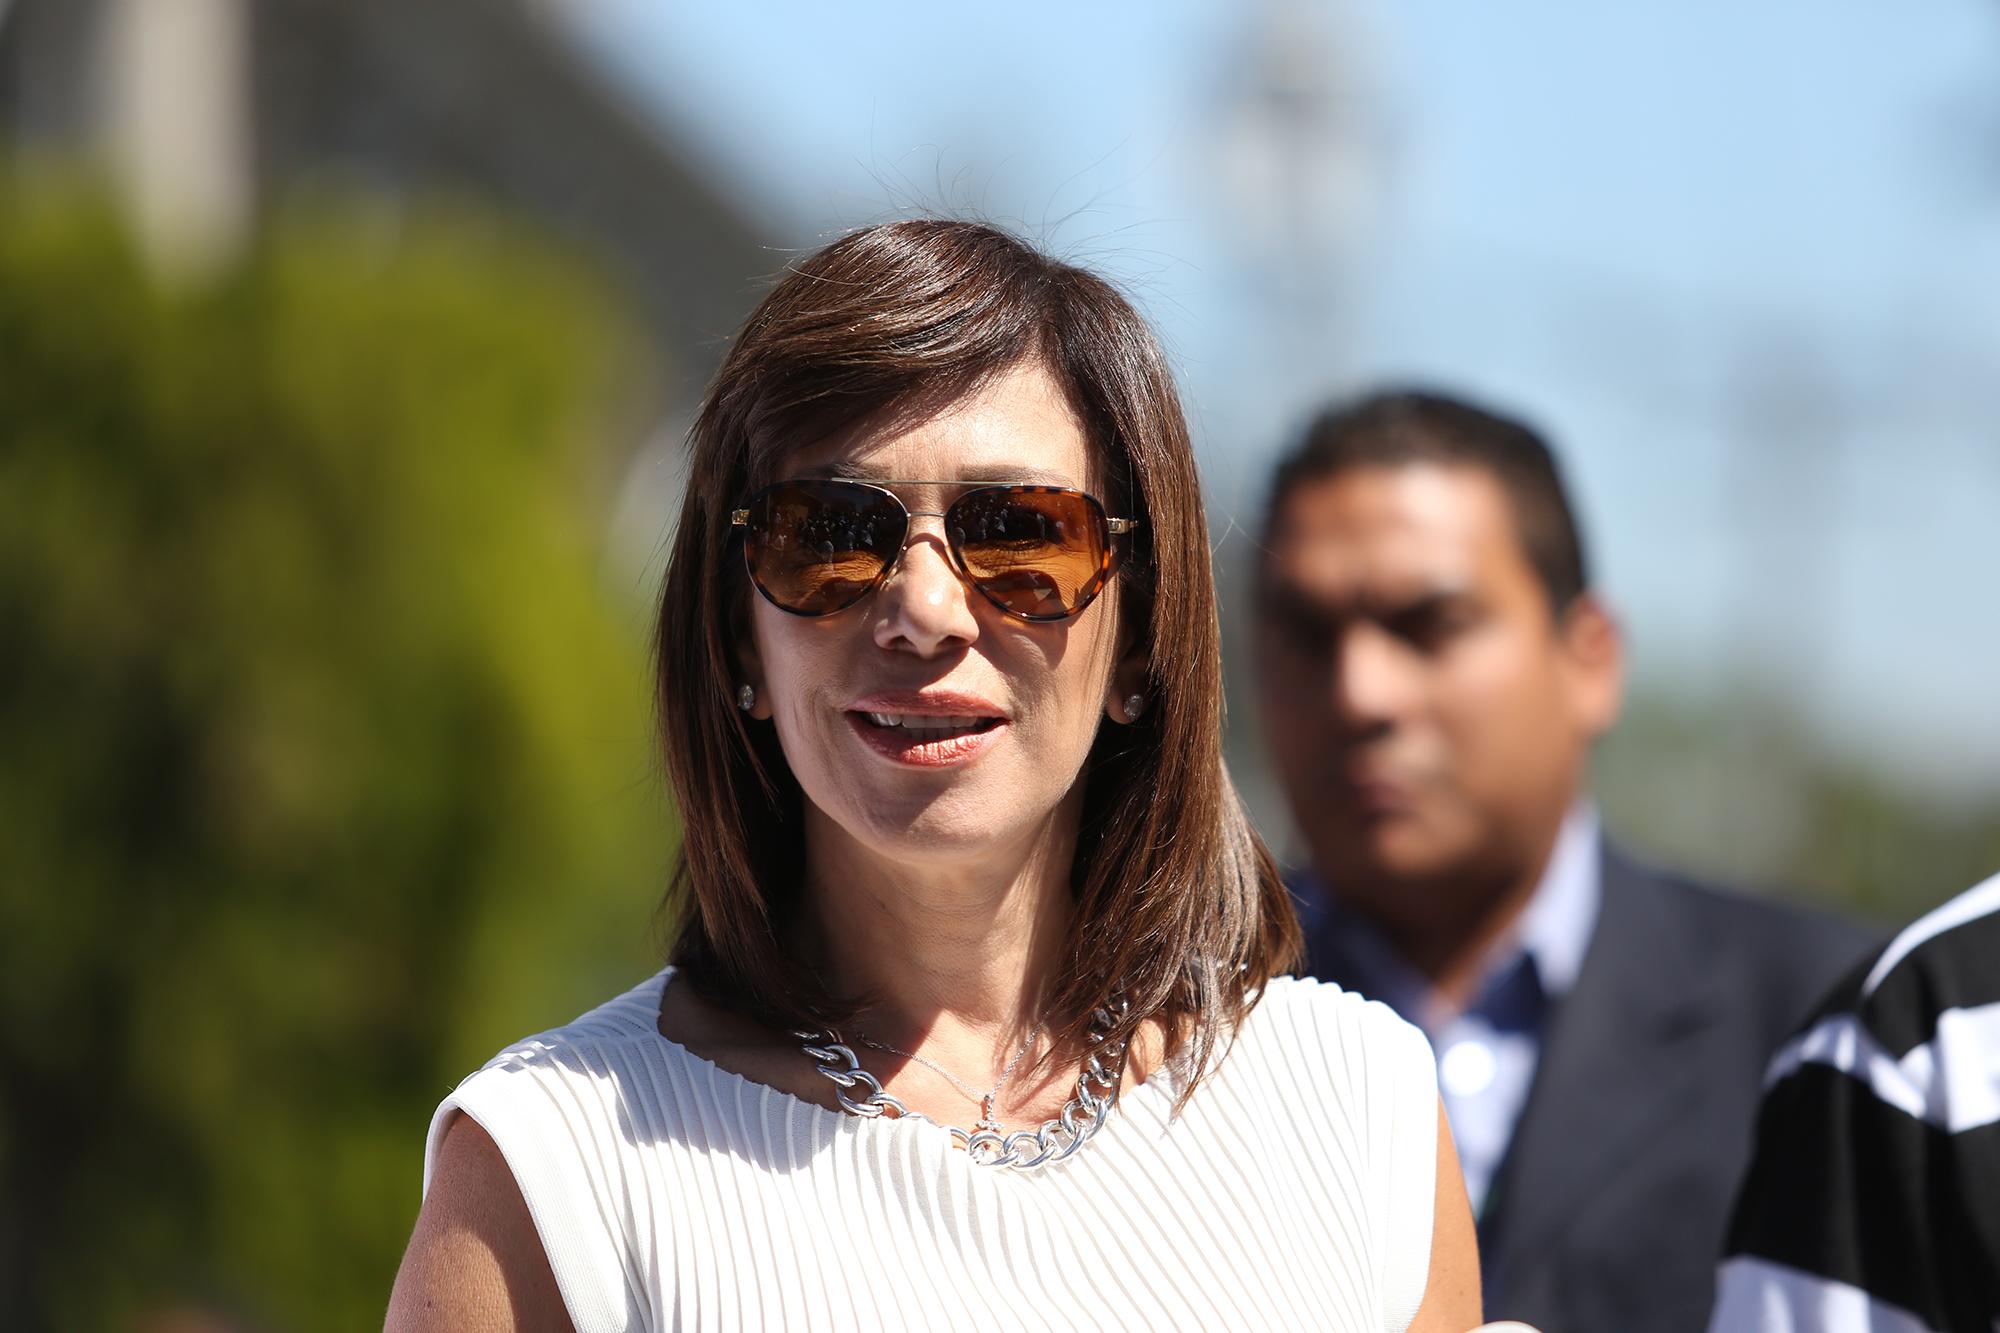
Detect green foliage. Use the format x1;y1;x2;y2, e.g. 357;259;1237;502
1598;690;2000;925
0;179;674;1329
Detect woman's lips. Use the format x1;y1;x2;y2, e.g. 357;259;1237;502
844;690;1008;768
845;710;1006;768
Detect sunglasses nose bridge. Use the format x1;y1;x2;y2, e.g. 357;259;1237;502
881;511;963;587
891;503;954;552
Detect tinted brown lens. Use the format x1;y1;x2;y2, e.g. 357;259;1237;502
745;481;906;615
948;487;1110;619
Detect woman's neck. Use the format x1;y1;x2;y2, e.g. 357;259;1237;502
798;799;1080;1049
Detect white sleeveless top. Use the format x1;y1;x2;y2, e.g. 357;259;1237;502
424;970;1440;1332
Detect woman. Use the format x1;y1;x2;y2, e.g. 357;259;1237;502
388;220;1481;1331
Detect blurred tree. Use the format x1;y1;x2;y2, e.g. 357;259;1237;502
1597;689;2000;926
0;177;674;1330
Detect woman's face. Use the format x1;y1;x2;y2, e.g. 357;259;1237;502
739;359;1139;873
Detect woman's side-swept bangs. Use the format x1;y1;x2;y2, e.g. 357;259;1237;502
654;219;1299;1099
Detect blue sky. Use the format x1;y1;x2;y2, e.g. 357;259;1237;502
566;0;2000;788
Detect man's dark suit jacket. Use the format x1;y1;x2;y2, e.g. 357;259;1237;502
1308;841;1874;1333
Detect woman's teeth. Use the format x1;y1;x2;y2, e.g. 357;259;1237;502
864;713;986;733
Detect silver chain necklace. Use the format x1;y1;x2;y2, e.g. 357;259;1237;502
853;1026;1039;1135
796;997;1131;1171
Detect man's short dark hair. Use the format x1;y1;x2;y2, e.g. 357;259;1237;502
1263;389;1591;612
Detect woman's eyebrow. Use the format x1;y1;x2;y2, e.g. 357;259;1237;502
807;461;1080;487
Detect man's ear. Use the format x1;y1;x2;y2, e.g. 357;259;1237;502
1558;591;1625;740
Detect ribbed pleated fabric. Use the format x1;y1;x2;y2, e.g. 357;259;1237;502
424;970;1440;1333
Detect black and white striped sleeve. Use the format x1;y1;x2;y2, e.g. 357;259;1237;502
1708;872;2000;1333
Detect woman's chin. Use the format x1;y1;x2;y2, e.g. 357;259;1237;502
812;784;1049;866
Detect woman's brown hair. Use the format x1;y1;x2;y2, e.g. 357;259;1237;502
654;219;1298;1093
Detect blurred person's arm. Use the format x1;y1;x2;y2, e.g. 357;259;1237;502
385;1112;573;1332
1706;1018;1957;1333
1708;873;2000;1333
1407;1097;1484;1333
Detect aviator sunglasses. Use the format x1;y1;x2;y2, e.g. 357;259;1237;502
731;478;1140;621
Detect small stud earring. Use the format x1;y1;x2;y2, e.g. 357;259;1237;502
737;684;756;713
1124;693;1145;721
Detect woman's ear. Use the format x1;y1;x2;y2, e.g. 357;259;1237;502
734;618;774;721
1104;640;1152;724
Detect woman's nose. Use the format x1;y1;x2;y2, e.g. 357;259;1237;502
872;522;980;655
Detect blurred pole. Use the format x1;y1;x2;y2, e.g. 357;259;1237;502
1199;0;1391;852
1717;329;1844;874
1726;330;1842;681
1203;0;1386;441
101;0;251;279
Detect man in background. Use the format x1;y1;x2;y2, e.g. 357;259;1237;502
1253;390;1872;1333
1710;869;2000;1333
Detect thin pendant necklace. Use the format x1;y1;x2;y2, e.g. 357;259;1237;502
852;1025;1040;1133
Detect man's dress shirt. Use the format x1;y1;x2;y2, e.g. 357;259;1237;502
1296;805;1602;1215
1303;811;1876;1333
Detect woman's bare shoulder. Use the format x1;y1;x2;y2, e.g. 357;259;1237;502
385;1112;572;1333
